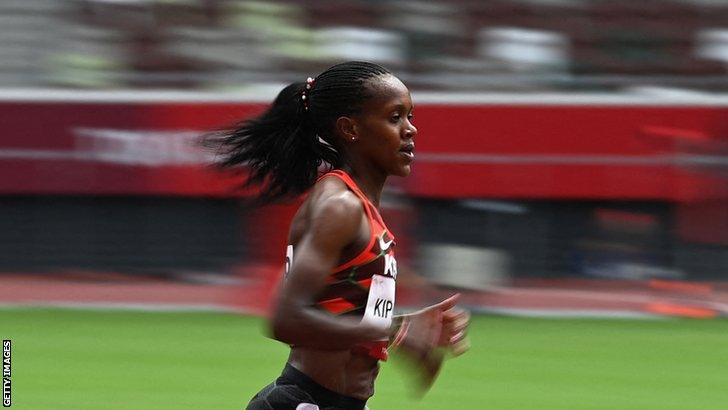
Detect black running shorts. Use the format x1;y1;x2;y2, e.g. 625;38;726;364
246;363;368;410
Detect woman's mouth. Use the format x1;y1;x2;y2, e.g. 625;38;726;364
399;143;415;161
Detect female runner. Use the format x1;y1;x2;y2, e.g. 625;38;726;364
210;61;469;410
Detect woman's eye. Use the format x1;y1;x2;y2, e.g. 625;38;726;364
408;114;414;120
390;115;400;122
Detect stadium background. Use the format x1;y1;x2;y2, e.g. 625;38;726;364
1;0;727;409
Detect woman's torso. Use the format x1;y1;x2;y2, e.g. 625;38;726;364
285;170;397;400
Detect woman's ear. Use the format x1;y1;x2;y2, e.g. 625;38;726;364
335;116;359;142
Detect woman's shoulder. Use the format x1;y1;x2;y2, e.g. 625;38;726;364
307;176;364;223
290;177;363;244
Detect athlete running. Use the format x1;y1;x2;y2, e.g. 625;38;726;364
209;61;470;410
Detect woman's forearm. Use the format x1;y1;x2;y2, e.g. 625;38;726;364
271;304;388;349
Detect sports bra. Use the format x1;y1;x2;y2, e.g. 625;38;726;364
284;170;397;360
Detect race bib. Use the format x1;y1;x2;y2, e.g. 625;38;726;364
360;274;396;330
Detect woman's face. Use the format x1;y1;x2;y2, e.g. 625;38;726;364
350;74;417;177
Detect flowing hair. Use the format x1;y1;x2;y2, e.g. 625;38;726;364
204;61;391;203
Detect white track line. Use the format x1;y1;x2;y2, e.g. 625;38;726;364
488;286;728;312
0;302;243;313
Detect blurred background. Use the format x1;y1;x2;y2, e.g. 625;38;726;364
3;0;728;92
1;0;727;409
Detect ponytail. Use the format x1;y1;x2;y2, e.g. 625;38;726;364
205;61;391;203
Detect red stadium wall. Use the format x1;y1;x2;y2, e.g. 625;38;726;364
2;96;725;201
0;100;263;196
408;104;727;201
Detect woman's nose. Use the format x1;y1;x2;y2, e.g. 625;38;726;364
406;123;417;138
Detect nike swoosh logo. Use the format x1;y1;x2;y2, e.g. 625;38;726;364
378;235;394;252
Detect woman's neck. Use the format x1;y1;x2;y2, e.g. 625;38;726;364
341;165;386;208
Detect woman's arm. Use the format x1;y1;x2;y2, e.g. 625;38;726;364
270;190;389;349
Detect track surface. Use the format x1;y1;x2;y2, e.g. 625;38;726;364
2;271;727;318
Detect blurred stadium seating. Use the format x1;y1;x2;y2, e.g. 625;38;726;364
1;0;728;91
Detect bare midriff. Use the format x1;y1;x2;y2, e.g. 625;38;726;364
288;347;379;400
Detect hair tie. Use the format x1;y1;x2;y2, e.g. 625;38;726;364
301;77;315;111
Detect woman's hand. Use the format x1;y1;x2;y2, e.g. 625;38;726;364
397;294;470;355
390;294;471;392
438;295;471;356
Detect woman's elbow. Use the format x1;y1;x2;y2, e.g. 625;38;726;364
269;306;296;344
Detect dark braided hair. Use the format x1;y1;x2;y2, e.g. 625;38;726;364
206;61;391;203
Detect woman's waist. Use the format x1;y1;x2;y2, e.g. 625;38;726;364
288;346;380;399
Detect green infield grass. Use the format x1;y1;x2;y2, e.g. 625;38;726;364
2;308;727;409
